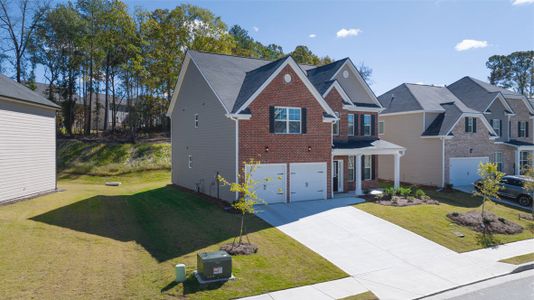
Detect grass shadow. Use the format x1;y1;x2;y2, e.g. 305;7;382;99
31;185;271;262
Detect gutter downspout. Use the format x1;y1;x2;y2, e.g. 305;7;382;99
227;115;240;201
441;136;446;188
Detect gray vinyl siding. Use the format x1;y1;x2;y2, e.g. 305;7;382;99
424;112;441;131
484;99;508;142
334;65;375;105
0;98;56;202
171;62;236;202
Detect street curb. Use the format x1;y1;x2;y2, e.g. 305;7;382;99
415;266;534;299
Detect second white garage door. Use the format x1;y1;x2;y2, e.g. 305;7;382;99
290;162;327;202
449;157;489;187
247;163;287;204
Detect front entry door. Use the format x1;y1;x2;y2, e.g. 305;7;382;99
333;160;343;192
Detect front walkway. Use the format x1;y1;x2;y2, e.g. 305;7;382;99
247;198;522;300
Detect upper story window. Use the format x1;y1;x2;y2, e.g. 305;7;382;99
347;114;355;136
194;114;199;128
274;107;301;134
188;155;193;168
518;121;529;138
491;119;501;137
333;112;340;135
378;120;385;135
465;117;477;133
363;114;372;136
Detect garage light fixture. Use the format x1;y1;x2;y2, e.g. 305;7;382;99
308;146;312;152
265;146;270;153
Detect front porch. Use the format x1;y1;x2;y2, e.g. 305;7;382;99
332;139;406;196
503;140;534;175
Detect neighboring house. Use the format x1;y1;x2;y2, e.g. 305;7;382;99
0;75;60;203
167;51;405;203
378;77;534;188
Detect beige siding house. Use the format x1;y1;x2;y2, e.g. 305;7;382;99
0;75;60;203
378;77;534;188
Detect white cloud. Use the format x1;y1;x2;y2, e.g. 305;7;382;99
512;0;534;5
309;33;317;38
454;39;488;51
252;26;259;32
336;28;362;38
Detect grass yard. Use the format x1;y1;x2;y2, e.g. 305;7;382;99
356;186;534;252
0;170;346;300
339;291;379;300
499;252;534;265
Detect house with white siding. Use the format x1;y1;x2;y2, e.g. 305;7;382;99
0;75;60;203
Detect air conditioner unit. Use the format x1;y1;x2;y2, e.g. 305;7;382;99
197;250;232;281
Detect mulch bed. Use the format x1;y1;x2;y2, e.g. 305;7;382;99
220;243;258;256
376;196;439;207
518;213;534;221
447;211;523;234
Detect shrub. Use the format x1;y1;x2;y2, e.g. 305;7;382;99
384;187;398;197
415;189;427;199
407;196;416;203
398;187;412;197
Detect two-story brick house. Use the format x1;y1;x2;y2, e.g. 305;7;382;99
377;77;534;189
167;50;405;203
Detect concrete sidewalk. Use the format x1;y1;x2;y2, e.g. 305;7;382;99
245;198;528;300
463;239;534;262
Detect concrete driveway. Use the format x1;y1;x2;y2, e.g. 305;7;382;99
255;198;515;299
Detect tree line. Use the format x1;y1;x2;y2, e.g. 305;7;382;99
0;0;336;138
486;51;534;98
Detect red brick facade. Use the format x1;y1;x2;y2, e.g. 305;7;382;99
238;65;333;200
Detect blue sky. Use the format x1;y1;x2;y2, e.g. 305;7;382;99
123;0;534;95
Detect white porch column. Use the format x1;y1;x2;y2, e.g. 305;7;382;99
394;152;401;189
355;154;363;195
515;150;521;175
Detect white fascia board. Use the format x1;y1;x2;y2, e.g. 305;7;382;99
421;135;453;139
445;113;498;137
323;81;353;107
323;117;338;123
235;57;336;117
166;52;230;117
485;93;515;115
380;110;427;117
343;105;384;113
225;113;251;120
330;59;383;108
332;148;405;156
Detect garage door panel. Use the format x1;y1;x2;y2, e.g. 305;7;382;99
247;164;287;204
290;163;327;202
450;157;489;186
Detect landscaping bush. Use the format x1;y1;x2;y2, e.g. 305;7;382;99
415;189;427;199
398;187;412;197
384;187;398;198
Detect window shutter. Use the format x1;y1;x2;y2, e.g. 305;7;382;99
371;114;376;136
527;122;529;138
354;114;359;136
490;119;493;127
269;106;275;133
301;108;307;134
499;120;503;137
361;155;365;179
473;118;477;133
465;117;469;132
360;114;365;136
372;155;377;180
518;121;521;137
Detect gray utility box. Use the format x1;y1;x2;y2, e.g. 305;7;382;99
197;250;232;281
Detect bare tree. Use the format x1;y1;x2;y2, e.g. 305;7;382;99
0;0;49;82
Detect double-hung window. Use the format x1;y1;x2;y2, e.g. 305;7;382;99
194;114;199;128
491;119;501;137
274;107;301;134
363;114;372;136
347;114;355;136
492;152;504;172
518;121;528;138
378;120;385;135
465;117;476;133
188;155;193;168
363;155;372;180
333;112;340;135
520;151;530;174
348;156;355;182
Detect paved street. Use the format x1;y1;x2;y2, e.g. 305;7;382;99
252;198;517;300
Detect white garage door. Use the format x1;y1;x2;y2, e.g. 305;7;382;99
290;162;327;202
0;100;56;202
246;163;287;204
450;157;489;187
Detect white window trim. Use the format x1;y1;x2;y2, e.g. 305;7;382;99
333;112;340;136
378;120;385;135
363;114;372;137
348;114;355;136
188;155;193;168
466;117;475;133
519;121;527;137
194;114;199;128
363;155;373;180
274;106;302;134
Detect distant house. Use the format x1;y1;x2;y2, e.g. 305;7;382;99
0;75;60;203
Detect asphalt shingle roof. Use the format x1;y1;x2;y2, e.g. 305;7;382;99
306;58;349;95
421;102;464;136
0;75;60;109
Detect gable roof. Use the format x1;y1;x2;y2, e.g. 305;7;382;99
306;58;349;95
0;75;60;109
422;102;464;136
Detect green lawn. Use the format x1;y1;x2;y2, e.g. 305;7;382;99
0;171;346;299
356;187;534;252
499;252;534;265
